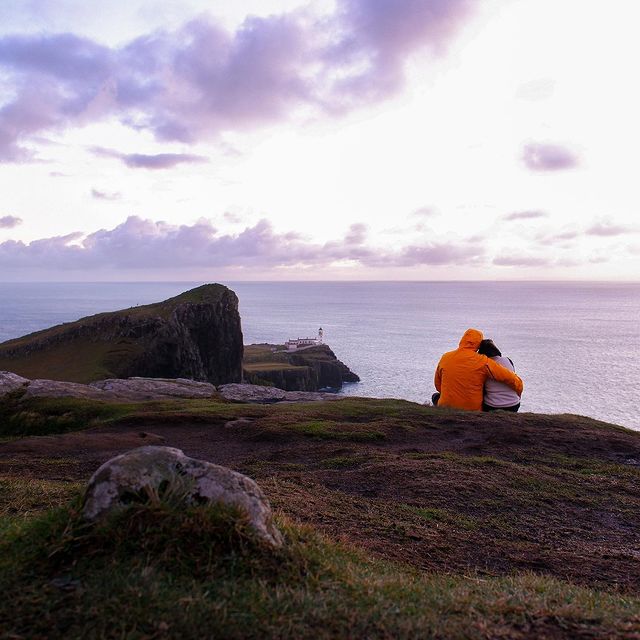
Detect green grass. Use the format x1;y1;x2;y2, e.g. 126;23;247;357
0;395;144;438
285;420;385;442
0;476;84;521
1;500;639;639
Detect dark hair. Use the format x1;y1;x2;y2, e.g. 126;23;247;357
478;339;502;358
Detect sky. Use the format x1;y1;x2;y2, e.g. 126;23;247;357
0;0;639;281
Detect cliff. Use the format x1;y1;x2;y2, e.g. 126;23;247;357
243;343;360;391
0;284;243;385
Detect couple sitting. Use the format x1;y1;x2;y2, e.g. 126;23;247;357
432;328;523;412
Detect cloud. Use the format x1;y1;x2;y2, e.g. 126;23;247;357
411;206;437;218
0;215;485;272
503;210;547;221
522;143;579;172
493;254;552;267
91;188;121;201
0;1;476;159
0;215;22;229
223;211;244;224
90;146;208;169
585;220;637;237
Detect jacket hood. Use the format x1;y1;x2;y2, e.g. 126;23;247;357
458;328;483;350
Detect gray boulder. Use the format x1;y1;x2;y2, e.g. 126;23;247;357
0;371;29;397
82;446;283;548
90;377;216;399
219;383;341;404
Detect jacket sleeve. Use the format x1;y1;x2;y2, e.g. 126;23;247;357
434;359;443;392
486;359;523;396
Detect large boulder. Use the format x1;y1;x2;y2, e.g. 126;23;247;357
82;446;283;548
0;371;29;397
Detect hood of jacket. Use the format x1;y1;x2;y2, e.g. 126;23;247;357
458;328;483;350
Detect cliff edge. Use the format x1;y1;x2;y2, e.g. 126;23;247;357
243;343;360;391
0;284;243;385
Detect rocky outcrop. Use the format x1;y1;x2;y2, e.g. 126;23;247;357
243;344;359;392
91;377;216;400
0;284;243;385
0;371;29;396
11;375;217;401
219;383;343;404
82;446;283;548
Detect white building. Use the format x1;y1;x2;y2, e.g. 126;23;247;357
285;328;324;351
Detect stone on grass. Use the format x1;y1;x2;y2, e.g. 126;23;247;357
82;446;283;548
0;371;29;397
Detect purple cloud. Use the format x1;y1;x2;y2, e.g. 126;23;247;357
585;220;637;236
493;254;552;267
326;0;473;104
0;215;22;229
412;206;437;218
91;146;208;169
0;2;477;159
0;215;485;272
503;210;547;221
522;143;579;172
91;188;121;201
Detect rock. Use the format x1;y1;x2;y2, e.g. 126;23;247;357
82;446;283;548
219;383;342;404
23;379;110;400
0;371;29;397
224;417;254;429
15;374;215;401
0;284;244;385
90;377;216;399
243;343;359;392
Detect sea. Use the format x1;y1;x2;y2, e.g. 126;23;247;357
1;281;639;431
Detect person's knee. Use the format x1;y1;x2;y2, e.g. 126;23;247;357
431;392;440;406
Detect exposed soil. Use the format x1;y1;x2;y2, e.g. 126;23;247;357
2;401;640;594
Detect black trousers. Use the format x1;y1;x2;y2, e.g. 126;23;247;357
482;402;520;413
432;393;520;413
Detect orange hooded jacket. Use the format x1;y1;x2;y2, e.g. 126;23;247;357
434;328;523;411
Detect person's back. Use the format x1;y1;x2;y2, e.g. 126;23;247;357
478;339;521;411
434;329;523;411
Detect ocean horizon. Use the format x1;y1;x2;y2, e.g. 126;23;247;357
1;280;639;431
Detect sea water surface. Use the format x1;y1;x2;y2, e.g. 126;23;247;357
1;281;639;430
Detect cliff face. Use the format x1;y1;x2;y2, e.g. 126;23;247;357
0;284;244;385
243;344;359;391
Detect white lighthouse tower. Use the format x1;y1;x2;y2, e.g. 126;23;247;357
318;327;324;343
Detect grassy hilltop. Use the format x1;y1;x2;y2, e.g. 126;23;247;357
1;392;640;638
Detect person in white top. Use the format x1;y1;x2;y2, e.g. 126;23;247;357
477;339;521;412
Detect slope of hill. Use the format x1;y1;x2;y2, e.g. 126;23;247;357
1;392;639;638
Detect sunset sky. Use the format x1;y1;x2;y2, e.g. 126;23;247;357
0;0;639;281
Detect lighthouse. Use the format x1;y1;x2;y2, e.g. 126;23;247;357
318;327;324;343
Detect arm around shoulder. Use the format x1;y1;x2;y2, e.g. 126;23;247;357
487;359;523;396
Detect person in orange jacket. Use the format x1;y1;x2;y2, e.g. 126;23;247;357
432;328;523;411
